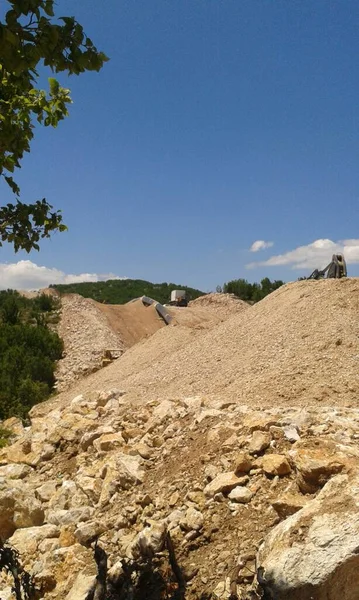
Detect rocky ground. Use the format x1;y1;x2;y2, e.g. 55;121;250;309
1;390;359;599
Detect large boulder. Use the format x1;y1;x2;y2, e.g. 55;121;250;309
257;474;359;600
0;480;44;539
289;439;351;493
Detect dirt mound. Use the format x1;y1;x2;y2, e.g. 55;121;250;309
190;292;248;316
95;298;166;347
55;294;124;392
95;295;247;347
55;293;244;393
52;278;359;409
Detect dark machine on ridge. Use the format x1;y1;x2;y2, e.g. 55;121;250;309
301;253;347;281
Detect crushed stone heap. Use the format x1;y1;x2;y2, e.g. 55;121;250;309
189;292;249;318
54;278;359;409
55;294;124;392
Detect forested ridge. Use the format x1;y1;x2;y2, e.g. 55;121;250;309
51;279;205;305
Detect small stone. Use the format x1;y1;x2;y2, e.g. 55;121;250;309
74;520;107;545
204;464;219;482
181;506;204;531
272;494;308;519
283;426;300;443
248;431;271;455
35;481;58;503
204;473;248;497
233;452;253;474
131;443;152;459
152;435;164;448
186;490;205;507
0;464;32;480
169;491;180;507
228;486;253;504
262;454;292;476
93;433;124;452
136;494;152;508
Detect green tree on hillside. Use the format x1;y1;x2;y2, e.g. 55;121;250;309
0;290;63;419
223;277;284;303
0;0;108;252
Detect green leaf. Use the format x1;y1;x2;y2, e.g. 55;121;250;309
48;77;59;95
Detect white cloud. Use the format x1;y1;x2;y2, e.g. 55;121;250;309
0;260;127;291
246;238;359;270
250;240;274;252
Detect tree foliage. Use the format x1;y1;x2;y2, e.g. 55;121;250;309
223;277;284;303
51;279;205;305
0;0;108;251
0;290;63;419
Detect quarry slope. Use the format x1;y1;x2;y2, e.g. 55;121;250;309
54;292;248;395
51;278;359;410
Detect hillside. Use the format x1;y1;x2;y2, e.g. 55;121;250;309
51;279;205;305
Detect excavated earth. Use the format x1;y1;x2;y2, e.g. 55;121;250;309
51;278;359;409
54;292;248;393
1;280;359;599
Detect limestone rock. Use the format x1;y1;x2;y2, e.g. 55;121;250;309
169;491;180;506
271;493;308;519
243;413;279;432
257;474;359;600
0;463;32;480
153;400;177;423
204;472;248;497
0;481;44;539
228;486;253;504
49;480;90;510
65;573;96;600
74;520;107;545
213;577;232;599
130;521;167;559
93;432;124;452
9;524;59;556
47;507;95;526
74;475;104;504
36;480;59;503
283;425;300;443
233;452;253;474
248;431;271;455
99;453;144;506
186;490;205;507
79;426;114;451
181;506;204;531
2;417;24;437
130;443;152;459
289;440;348;493
262;454;291;476
3;438;55;467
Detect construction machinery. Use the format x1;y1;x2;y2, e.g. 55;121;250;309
301;254;347;280
168;290;189;307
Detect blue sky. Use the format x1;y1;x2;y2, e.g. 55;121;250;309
1;0;359;291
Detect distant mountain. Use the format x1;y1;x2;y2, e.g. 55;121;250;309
50;279;205;305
